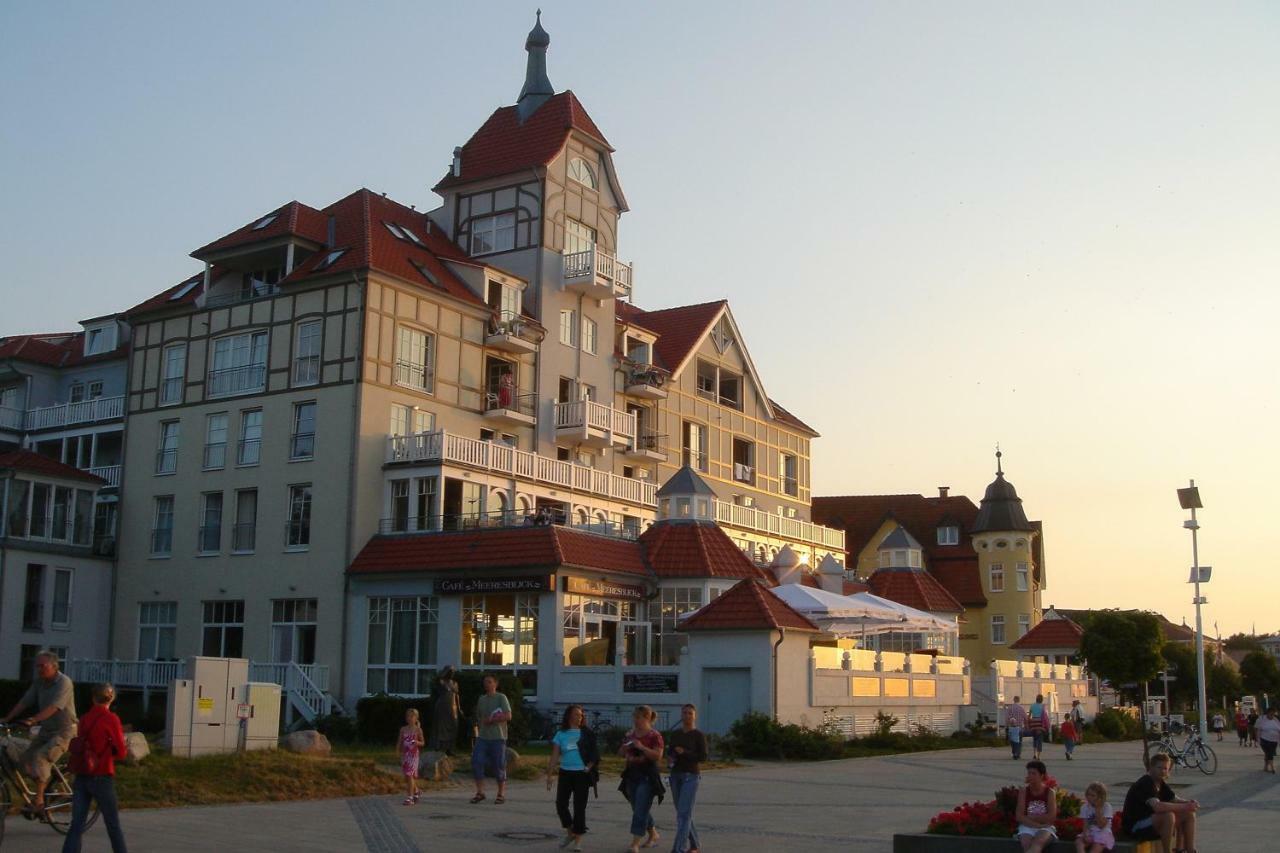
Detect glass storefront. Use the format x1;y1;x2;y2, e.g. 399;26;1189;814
562;594;651;666
460;593;538;667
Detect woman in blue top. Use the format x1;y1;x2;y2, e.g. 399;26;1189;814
1028;694;1049;760
546;705;598;852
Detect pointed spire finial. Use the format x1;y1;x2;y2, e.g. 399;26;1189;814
518;10;554;121
995;444;1003;476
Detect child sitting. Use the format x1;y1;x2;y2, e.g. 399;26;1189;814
1076;781;1115;852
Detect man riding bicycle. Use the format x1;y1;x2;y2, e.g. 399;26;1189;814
1;649;78;816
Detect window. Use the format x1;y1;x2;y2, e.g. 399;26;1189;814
390;404;433;437
1018;613;1031;638
562;595;642;666
390;479;410;532
293;320;322;386
937;526;960;546
233;489;257;553
781;453;798;496
152;496;174;555
85;328;104;355
581;317;597;355
160;343;186;404
486;281;521;320
138;602;178;660
366;596;439;695
696;361;716;400
1016;562;1030;591
394;327;434;392
469;212;516;255
568;157;598;189
694;360;742;408
156;421;180;474
718;370;742;409
286;484;312;548
990;615;1006;645
271;599;317;664
314;249;346;271
51;569;73;628
238;409;263;465
732;438;755;484
22;564;44;630
69;383;85;404
204;413;228;469
564;219;596;255
651;587;703;666
170;276;201;301
682;421;708;472
29;482;50;538
559;309;577;346
202;600;245;657
208;331;268;397
252;213;278;230
198;492;222;553
50;486;71;541
87;381;103;399
6;480;29;538
290;402;316;459
989;563;1005;593
415;478;438;531
461;594;538;666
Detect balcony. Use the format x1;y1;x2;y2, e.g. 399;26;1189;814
485;312;542;354
87;464;121;488
624;430;666;462
482;388;537;429
207;364;266;398
203;283;279;309
563;246;633;300
624;363;669;400
386;429;657;509
554;400;635;449
23;395;125;431
713;498;846;552
380;509;644;539
0;406;23;432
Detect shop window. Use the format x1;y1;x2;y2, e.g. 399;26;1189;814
367;596;439;695
460;594;538;667
651;587;703;666
562;594;647;666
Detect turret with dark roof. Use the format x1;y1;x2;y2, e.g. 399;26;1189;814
971;451;1034;533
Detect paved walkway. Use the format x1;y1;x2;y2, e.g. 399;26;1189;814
9;740;1276;851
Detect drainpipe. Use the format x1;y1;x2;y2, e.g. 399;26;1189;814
772;627;786;719
529;169;544;458
338;272;366;711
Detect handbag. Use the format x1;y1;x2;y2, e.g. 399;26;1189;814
67;715;103;776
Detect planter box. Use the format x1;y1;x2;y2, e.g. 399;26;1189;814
893;835;1155;853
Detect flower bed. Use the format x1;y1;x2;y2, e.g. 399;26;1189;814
924;776;1125;842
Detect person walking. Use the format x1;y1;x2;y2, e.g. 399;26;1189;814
546;704;598;851
619;705;664;853
470;675;512;804
61;683;128;853
1060;716;1079;761
1256;706;1279;774
399;708;424;806
1211;711;1225;742
1235;707;1249;746
1027;694;1049;761
1007;697;1028;760
1;650;77;818
1247;709;1259;747
430;666;462;754
666;703;707;853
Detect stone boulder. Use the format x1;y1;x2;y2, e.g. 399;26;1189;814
417;750;455;782
123;732;150;765
281;730;331;756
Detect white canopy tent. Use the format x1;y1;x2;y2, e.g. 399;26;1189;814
768;584;954;636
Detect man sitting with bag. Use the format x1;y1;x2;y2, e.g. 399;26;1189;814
0;650;77;817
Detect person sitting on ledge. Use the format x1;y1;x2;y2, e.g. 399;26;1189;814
1015;759;1058;852
1120;751;1198;853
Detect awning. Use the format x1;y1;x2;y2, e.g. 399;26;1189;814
768;584;954;636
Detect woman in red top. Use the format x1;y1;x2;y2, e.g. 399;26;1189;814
62;682;128;853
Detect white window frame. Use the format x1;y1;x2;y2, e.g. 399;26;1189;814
365;596;440;696
238;409;263;466
286;484;312;549
233;488;257;553
565;219;596;255
1018;613;1031;638
989;563;1005;593
1016;562;1030;591
568;157;598;189
160;343;186;405
202;600;245;658
990;615;1006;645
469;212;516;256
198;492;222;554
394;327;435;393
51;568;73;628
581;316;597;355
138;601;178;660
937;526;960;546
204;413;228;470
390;404;434;437
290;401;316;460
270;598;318;664
156;421;179;475
293;319;322;386
682;421;708;472
208;331;268;398
559;309;577;347
151;495;174;556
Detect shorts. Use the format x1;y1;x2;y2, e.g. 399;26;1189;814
1017;824;1056;838
472;738;507;782
1126;817;1160;841
1262;739;1278;761
23;732;71;784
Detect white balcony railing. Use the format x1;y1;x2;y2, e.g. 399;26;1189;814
387;429;657;508
87;464;122;487
23;395;125;431
554;400;636;441
713;498;846;551
68;658;330;692
563;246;633;297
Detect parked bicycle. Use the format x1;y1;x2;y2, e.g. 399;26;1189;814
1152;722;1217;775
0;722;99;840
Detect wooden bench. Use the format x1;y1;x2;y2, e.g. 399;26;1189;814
892;834;1159;852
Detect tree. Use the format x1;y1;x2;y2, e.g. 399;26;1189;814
1225;633;1263;653
1207;658;1243;707
1239;652;1280;699
1079;610;1164;763
1158;643;1198;709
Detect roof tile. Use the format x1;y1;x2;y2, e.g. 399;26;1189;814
0;450;107;485
680;578;819;632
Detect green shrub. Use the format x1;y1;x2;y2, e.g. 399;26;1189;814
354;672;530;747
726;712;844;760
308;712;358;743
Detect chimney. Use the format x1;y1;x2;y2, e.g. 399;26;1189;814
938;486;950;498
451;147;463;178
326;216;336;248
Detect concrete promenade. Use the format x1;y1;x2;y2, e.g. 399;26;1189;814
9;740;1276;851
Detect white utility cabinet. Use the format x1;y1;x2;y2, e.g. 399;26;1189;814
242;682;282;751
165;656;249;757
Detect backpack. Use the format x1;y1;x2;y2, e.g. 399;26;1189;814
67;715;102;776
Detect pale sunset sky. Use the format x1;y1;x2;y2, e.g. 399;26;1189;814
2;3;1276;634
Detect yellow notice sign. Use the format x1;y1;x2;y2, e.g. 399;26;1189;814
197;697;215;715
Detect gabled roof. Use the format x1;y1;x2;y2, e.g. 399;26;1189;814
193;200;330;259
767;399;819;437
867;567;965;614
655;466;716;498
812;494;988;608
1009;616;1083;651
0;330;127;369
878;525;922;551
434;91;612;191
639;521;770;580
680;578;820;632
0;450;106;485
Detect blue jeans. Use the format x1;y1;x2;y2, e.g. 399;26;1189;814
1031;730;1044;754
472;738;507;782
669;772;700;852
1008;725;1022;758
62;774;128;853
1064;737;1076;756
625;776;656;838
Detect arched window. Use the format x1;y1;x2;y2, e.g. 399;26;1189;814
568;157;598;189
574;507;589;526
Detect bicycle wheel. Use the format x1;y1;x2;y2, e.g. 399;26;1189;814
1196;743;1218;775
1181;742;1202;769
44;767;98;834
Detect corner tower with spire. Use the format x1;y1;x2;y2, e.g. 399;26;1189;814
517;10;554;122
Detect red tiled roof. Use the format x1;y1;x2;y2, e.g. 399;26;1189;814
1009;617;1083;650
868;568;965;613
767;398;819;437
435;91;610;191
0;331;126;368
639;521;769;580
126;268;231;317
347;526;647;576
681;579;819;632
621;300;724;373
812;494;988;608
0;450;106;485
614;301;659;335
193;200;329;258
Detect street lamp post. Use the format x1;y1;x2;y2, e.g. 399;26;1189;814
1177;481;1209;741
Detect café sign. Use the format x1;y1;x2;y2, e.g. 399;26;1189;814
437;575;552;594
564;576;646;600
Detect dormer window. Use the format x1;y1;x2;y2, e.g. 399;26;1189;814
937;525;960;546
314;249;346;271
568;157;598;190
251;213;278;231
83;324;115;356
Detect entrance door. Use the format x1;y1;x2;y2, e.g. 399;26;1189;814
702;667;751;735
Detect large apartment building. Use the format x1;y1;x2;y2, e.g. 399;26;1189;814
106;15;844;715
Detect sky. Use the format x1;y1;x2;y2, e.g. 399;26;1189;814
2;2;1277;635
